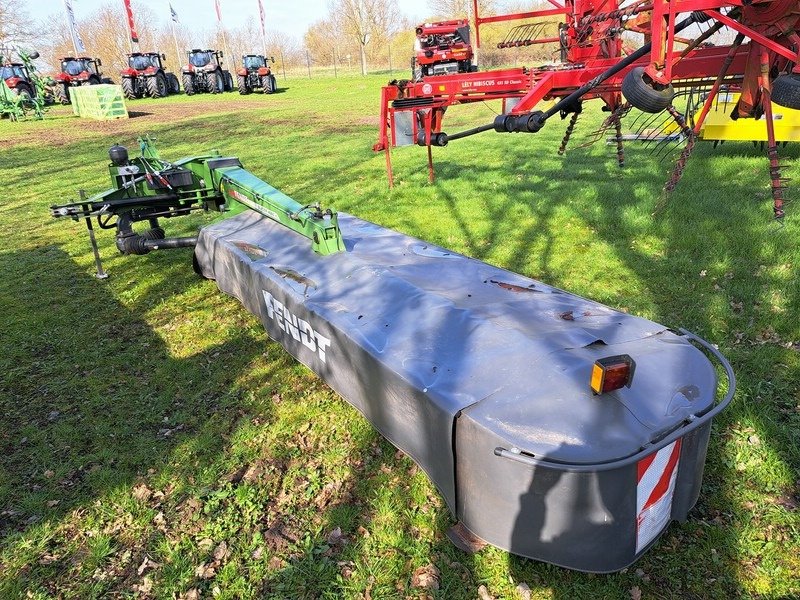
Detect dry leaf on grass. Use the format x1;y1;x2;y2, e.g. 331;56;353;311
630;586;642;600
132;483;152;502
212;541;229;562
195;563;216;579
137;556;160;575
411;564;440;590
478;584;494;600
516;582;531;600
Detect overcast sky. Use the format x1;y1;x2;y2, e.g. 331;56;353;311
30;0;434;41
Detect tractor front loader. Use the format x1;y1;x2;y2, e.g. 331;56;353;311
182;49;233;95
120;52;181;99
237;54;277;94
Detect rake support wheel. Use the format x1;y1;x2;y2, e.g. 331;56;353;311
622;67;675;114
771;73;800;110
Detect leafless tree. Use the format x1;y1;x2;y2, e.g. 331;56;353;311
331;0;401;75
426;0;497;20
0;0;39;54
305;17;357;70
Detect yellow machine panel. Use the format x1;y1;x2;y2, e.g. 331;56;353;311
696;92;800;142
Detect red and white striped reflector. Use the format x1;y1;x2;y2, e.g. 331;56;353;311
636;438;682;553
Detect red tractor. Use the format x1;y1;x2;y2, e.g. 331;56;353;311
182;49;233;95
237;54;277;94
120;52;180;99
53;56;107;104
412;19;476;80
1;60;37;104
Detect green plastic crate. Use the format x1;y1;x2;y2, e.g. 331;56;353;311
70;84;128;120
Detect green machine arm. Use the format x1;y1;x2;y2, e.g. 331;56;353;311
51;138;344;275
214;166;343;255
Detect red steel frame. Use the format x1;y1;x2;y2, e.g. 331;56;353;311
374;0;800;217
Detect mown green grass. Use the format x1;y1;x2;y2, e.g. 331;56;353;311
1;74;799;599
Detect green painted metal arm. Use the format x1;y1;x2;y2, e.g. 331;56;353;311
211;165;345;255
52;138;344;257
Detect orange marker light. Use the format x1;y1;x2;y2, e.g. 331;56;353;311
590;354;636;395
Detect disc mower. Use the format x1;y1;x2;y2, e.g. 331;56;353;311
120;52;181;99
50;138;734;573
376;0;800;218
237;54;277;94
53;56;109;105
182;49;233;95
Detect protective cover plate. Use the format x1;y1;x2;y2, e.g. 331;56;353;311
194;210;718;513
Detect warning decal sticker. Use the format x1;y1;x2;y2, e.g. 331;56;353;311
636;439;682;553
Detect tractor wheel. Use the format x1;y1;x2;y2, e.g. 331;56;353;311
224;71;234;92
262;75;276;94
13;85;33;108
147;72;168;98
621;66;674;113
182;73;195;96
54;82;70;104
207;70;224;93
121;77;137;99
166;73;180;94
238;75;250;94
771;73;800;110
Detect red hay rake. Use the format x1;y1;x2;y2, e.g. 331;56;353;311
373;0;800;219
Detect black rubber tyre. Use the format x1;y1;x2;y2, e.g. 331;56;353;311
263;74;276;94
121;77;137;99
207;70;223;93
224;71;234;92
182;73;195;95
88;75;101;85
54;82;70;104
621;66;674;113
238;74;250;94
166;73;180;94
13;85;33;108
147;72;167;98
771;73;800;110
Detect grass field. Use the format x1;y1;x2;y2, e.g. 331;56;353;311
1;74;799;599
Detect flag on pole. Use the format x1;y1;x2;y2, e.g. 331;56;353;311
63;0;87;54
123;0;139;43
170;3;179;23
257;0;266;38
215;0;222;22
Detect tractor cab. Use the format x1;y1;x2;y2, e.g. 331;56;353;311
60;57;101;78
128;52;165;73
187;50;222;70
243;55;266;70
1;63;29;83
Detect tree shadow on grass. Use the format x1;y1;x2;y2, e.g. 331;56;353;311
0;245;274;595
